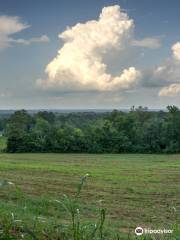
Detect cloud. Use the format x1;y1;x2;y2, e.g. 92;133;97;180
0;15;49;49
131;37;161;49
136;40;180;98
37;5;141;92
0;15;29;49
155;41;180;97
9;35;49;45
154;62;180;82
159;83;180;97
172;42;180;61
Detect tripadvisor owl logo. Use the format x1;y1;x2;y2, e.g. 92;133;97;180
135;227;143;236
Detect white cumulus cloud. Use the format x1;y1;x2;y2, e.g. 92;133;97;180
157;41;180;97
37;5;141;92
0;15;49;50
159;83;180;97
172;42;180;61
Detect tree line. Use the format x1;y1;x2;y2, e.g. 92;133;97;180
3;106;180;153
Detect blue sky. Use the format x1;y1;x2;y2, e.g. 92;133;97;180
1;0;180;109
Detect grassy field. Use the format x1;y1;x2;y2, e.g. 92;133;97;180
0;153;179;239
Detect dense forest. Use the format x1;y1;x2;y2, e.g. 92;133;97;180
1;106;180;153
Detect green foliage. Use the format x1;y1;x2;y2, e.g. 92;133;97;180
0;136;6;152
3;106;180;153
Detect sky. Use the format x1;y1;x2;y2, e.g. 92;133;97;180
1;0;180;109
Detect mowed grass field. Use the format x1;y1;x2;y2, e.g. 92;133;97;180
0;153;179;238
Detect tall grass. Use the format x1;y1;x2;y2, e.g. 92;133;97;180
0;177;179;240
